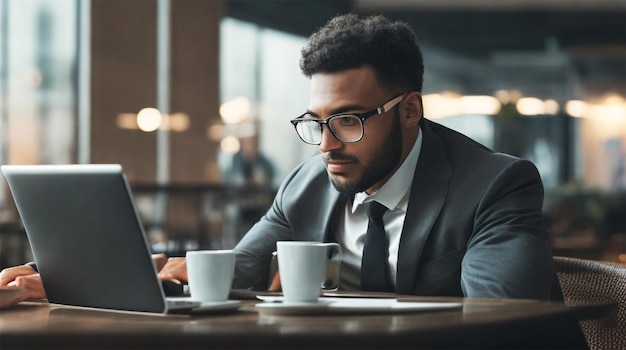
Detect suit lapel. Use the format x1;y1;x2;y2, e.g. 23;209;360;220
396;120;452;294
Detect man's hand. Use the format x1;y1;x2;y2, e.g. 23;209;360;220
155;256;188;283
152;253;168;272
0;265;46;303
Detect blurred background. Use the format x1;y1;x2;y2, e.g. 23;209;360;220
0;0;624;268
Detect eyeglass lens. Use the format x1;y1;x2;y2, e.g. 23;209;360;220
295;120;322;144
296;115;363;144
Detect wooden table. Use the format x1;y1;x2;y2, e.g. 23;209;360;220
0;296;588;349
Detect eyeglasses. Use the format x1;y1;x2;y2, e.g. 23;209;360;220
290;94;405;145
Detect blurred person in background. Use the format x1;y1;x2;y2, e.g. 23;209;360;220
219;135;275;187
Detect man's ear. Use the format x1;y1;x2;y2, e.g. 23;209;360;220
402;91;422;127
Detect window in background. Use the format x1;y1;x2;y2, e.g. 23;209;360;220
0;0;79;267
219;17;311;188
0;0;78;199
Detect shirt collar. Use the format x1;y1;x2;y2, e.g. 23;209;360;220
352;126;423;212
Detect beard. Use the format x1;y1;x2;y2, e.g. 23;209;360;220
328;111;403;194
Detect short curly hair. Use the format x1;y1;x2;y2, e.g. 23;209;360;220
300;13;424;93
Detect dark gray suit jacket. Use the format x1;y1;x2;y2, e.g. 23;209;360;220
233;119;557;300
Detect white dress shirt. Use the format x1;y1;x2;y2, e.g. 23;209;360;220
336;127;423;290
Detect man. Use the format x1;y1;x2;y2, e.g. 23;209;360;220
1;14;557;300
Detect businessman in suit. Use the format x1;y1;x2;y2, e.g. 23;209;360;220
163;13;556;299
0;14;556;300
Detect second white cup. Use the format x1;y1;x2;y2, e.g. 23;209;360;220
186;250;235;302
276;241;341;303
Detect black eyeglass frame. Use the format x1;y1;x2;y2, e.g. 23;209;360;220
289;93;405;145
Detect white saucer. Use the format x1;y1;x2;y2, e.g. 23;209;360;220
256;296;463;316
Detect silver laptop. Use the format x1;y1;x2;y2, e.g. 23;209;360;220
1;164;207;314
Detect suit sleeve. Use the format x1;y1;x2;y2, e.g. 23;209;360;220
460;159;555;299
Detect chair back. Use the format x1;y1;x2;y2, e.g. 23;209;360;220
554;256;626;350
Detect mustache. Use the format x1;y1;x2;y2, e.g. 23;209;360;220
322;151;358;163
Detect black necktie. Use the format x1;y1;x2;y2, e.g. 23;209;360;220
360;201;393;292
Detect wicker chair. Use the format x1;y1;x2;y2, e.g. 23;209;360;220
554;256;626;350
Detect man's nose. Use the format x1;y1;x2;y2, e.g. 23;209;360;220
318;125;343;153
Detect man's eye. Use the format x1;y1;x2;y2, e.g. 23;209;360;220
337;116;358;126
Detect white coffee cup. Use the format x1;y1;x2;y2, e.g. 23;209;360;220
276;241;341;303
186;250;235;302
